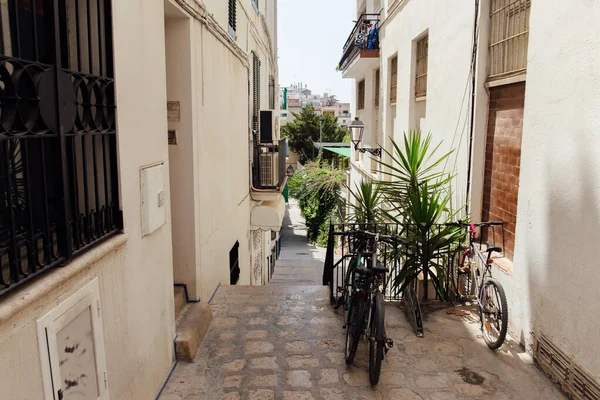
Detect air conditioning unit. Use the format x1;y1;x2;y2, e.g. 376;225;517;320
259;151;277;187
259;110;278;143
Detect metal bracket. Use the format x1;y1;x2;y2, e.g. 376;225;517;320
356;147;382;157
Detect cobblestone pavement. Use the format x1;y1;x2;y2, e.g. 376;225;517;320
160;285;565;400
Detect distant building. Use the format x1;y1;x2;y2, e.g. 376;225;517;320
280;85;352;127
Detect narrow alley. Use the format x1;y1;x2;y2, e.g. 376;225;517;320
160;202;564;400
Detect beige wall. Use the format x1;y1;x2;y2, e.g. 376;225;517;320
0;0;176;398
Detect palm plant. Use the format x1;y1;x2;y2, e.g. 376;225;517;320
347;180;383;224
377;131;465;300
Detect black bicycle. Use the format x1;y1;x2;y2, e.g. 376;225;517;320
336;230;394;385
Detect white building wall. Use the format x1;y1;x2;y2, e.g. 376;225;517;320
0;1;176;398
496;1;600;380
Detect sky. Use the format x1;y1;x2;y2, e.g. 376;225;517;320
277;0;355;104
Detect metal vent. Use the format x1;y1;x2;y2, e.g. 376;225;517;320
536;334;600;400
259;153;275;187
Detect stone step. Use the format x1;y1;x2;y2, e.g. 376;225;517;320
275;260;324;268
175;302;213;362
174;286;187;320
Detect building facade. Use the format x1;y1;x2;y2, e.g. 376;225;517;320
0;0;282;399
341;0;600;390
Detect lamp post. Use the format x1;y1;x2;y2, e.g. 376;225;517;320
347;117;382;157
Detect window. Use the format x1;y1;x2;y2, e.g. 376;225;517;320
253;0;259;12
374;69;380;107
269;76;275;110
0;0;121;298
357;80;365;110
228;0;237;38
390;56;398;104
489;0;531;79
252;52;261;132
415;35;428;98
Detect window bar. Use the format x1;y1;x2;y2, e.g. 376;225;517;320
2;141;18;285
80;136;90;241
38;141;53;265
91;135;101;238
104;0;113;77
97;0;103;76
101;135;109;234
52;0;73;259
21;141;37;274
68;137;81;249
30;0;39;62
75;0;83;71
0;2;4;55
12;0;22;58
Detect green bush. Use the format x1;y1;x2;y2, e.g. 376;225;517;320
288;160;346;244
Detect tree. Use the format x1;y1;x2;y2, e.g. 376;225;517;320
325;95;338;106
282;104;347;163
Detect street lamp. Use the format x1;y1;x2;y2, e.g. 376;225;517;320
286;164;295;177
346;117;382;157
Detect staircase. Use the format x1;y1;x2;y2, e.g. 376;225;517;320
173;286;212;362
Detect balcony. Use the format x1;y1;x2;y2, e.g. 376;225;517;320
339;14;381;79
251;138;287;200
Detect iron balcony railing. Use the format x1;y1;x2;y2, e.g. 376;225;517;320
252;138;287;191
339;13;381;71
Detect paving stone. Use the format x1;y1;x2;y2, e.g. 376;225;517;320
286;355;320;368
282;391;314;400
428;392;459;400
287;370;312;388
388;388;422;400
319;368;339;385
220;331;236;341
213;317;238;328
245;341;275;354
249;356;279;369
317;339;344;350
277;330;298;338
324;352;345;365
249;317;267;325
223;359;246;372
415;374;450;389
342;369;370;386
218;392;240;400
223;375;243;388
216;345;234;358
278;316;300;325
320;387;344;400
245;330;268;340
414;358;438;372
454;383;488;397
379;371;407;386
248;374;278;387
245;306;261;313
248;389;275;400
285;340;310;353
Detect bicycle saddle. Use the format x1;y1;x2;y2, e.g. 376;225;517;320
485;243;502;254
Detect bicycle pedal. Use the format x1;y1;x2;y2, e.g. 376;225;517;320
384;338;394;353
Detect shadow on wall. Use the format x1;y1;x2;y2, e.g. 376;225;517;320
525;131;600;379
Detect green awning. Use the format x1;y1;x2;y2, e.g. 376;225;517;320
323;147;351;158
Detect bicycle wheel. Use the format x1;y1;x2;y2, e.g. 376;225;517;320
345;294;367;364
369;294;385;386
481;278;508;349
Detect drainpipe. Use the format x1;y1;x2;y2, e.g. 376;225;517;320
465;0;480;217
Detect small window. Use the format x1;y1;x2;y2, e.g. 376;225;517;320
390;56;398;104
374;69;380;107
229;241;240;285
253;0;259;12
357;80;365;110
415;35;428;98
489;0;531;79
269;75;275;110
228;0;236;37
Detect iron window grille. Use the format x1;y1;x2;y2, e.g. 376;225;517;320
415;35;428;98
228;0;236;38
390;56;398;104
489;0;531;79
252;52;261;132
357;80;365;110
0;0;121;298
